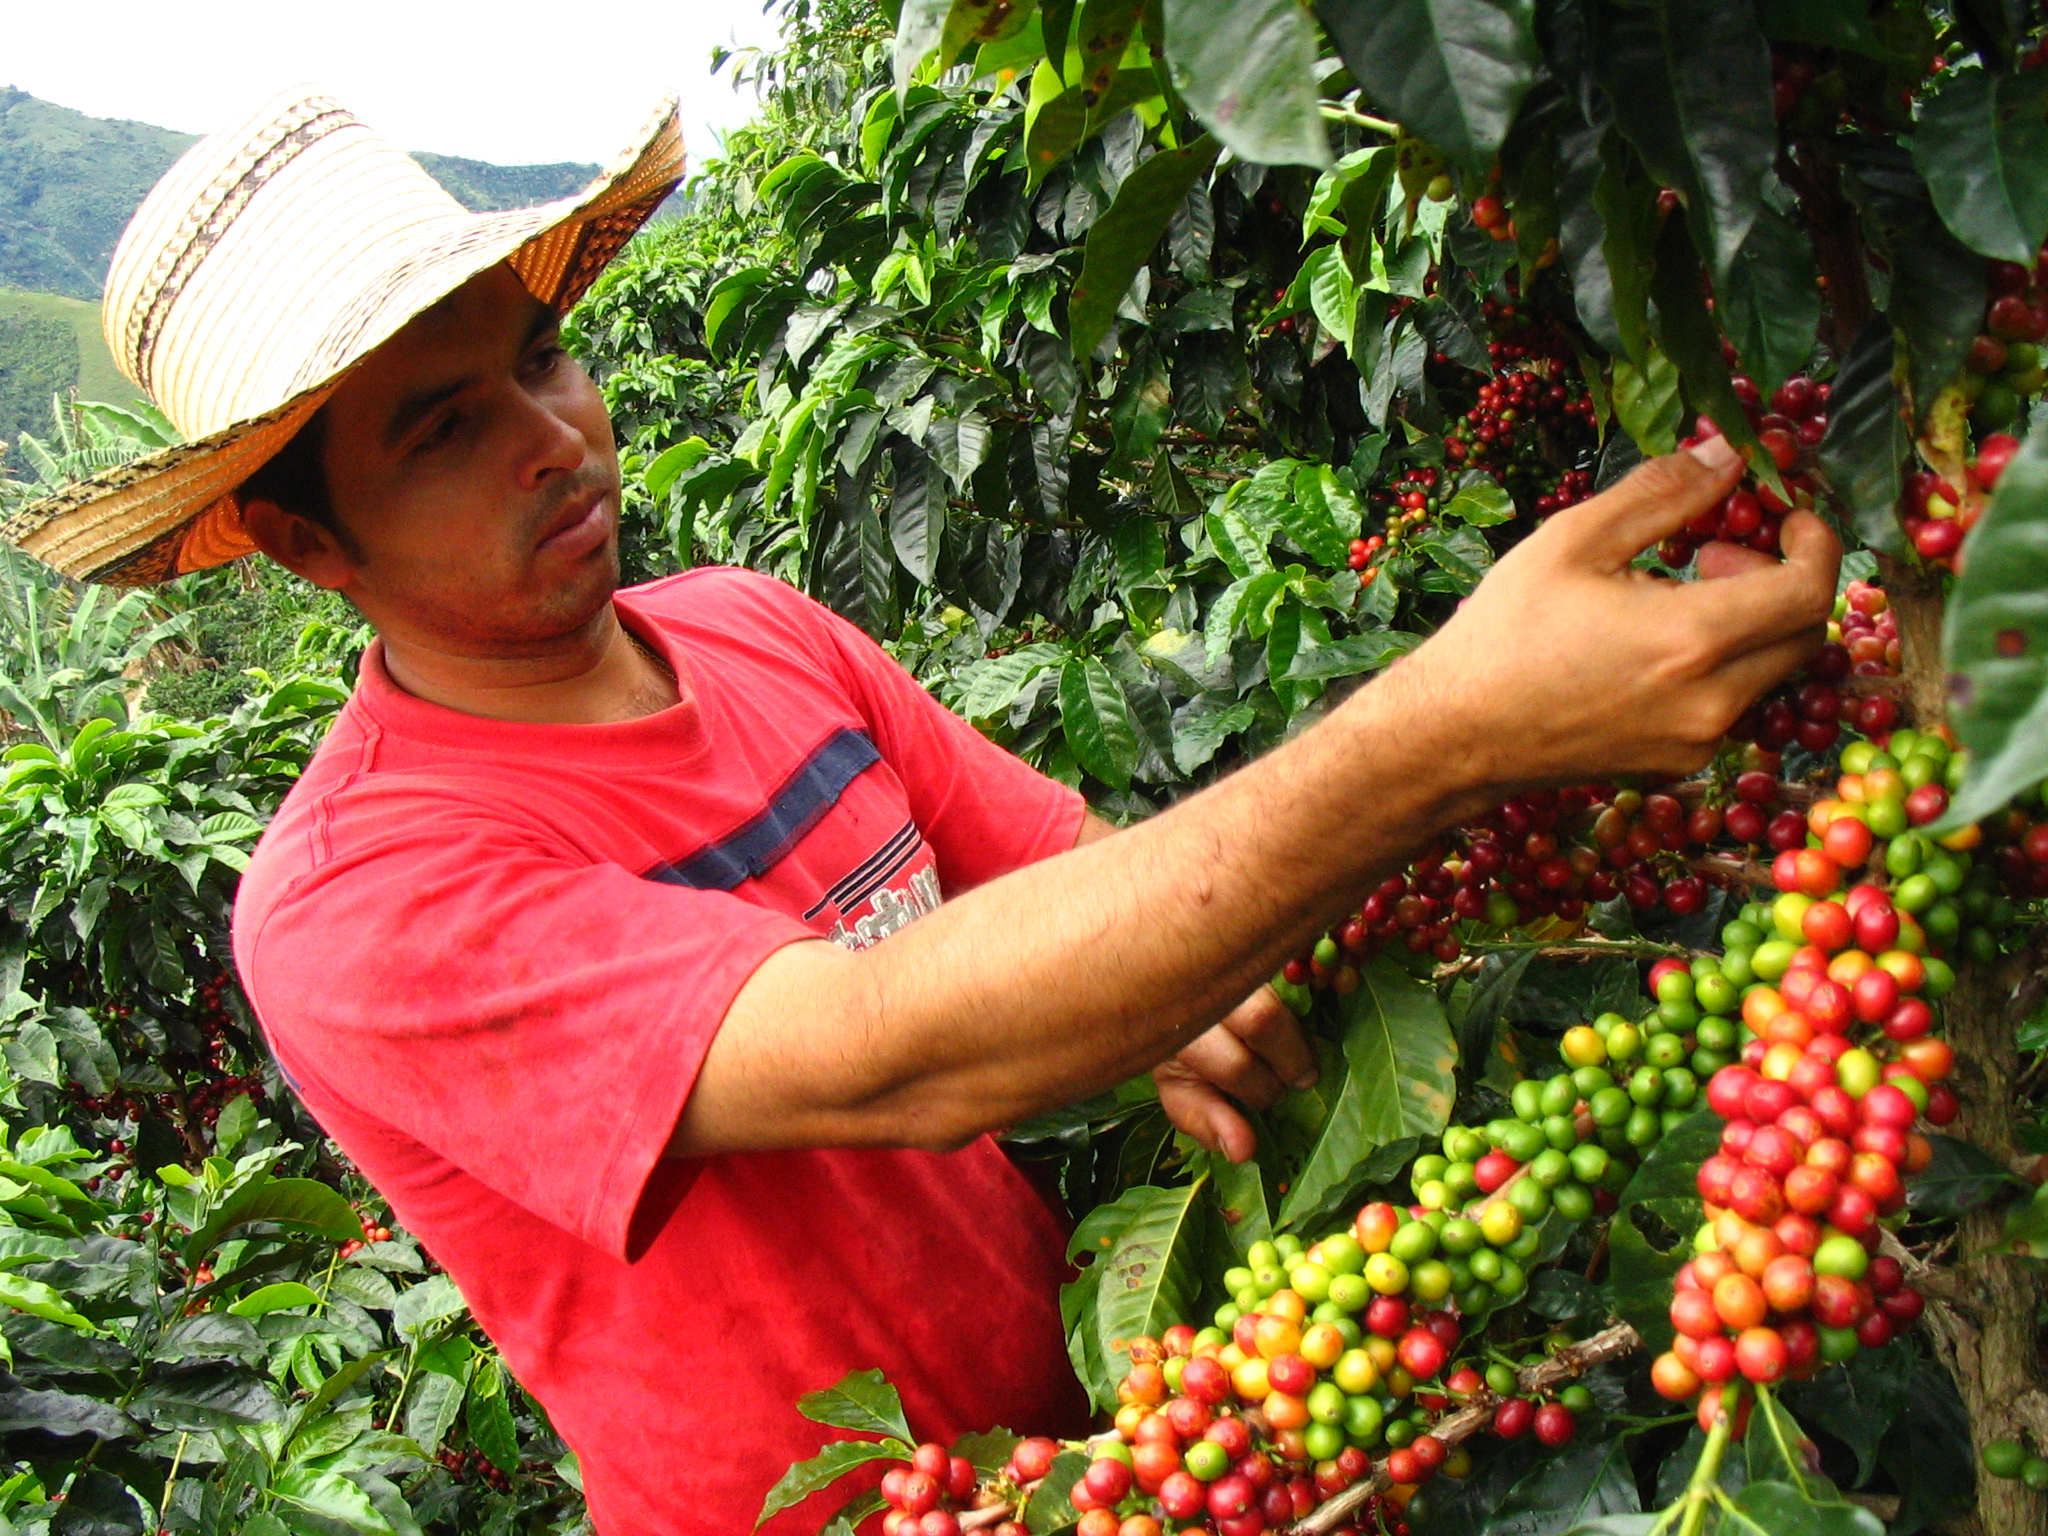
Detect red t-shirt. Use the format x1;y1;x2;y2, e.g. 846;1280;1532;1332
232;568;1091;1534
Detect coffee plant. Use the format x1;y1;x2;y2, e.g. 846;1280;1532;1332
7;0;2048;1533
570;0;2048;1532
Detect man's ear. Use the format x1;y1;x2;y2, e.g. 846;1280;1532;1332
239;497;356;591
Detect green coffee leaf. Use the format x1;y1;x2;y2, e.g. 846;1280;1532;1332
1094;1179;1207;1372
1070;136;1221;359
1941;411;2048;824
1279;959;1456;1228
1059;657;1140;790
1315;0;1539;172
797;1369;914;1442
1161;0;1330;169
1914;67;2048;265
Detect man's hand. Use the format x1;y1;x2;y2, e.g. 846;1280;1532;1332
1385;435;1843;800
1156;986;1316;1162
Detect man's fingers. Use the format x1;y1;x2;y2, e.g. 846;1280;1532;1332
1709;628;1830;714
1155;1068;1258;1162
1695;541;1777;580
1176;1026;1289;1108
1673;509;1842;657
1221;986;1319;1091
1548;437;1746;572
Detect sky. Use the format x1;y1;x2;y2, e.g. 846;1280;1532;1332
5;0;786;171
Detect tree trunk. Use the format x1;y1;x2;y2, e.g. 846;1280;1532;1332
1881;559;2048;1536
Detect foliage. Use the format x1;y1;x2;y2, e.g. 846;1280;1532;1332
0;314;78;446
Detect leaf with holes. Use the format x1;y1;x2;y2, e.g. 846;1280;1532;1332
1094;1179;1207;1372
1940;411;2048;825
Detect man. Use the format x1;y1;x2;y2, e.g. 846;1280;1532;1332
6;91;1838;1534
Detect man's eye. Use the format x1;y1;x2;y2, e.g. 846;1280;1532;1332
417;412;461;451
528;345;565;374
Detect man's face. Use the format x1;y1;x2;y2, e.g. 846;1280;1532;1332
293;264;622;653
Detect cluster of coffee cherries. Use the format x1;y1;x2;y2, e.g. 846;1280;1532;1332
1988;783;2048;902
1906;428;2022;570
337;1206;394;1261
435;1446;511;1494
877;1442;995;1536
1645;760;1962;1416
1963;254;2048;438
1659;376;1830;568
1980;1436;2048;1494
1441;304;1599;490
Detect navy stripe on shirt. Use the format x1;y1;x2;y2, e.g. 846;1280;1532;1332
643;726;881;892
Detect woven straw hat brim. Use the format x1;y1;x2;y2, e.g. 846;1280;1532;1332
2;95;684;585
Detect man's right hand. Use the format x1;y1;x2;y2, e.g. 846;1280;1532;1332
1378;434;1841;802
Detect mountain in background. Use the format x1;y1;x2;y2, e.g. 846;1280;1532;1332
0;88;601;442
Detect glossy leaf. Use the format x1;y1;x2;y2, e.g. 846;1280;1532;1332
465;1361;520;1475
1071;136;1221;358
1649;214;1765;463
1279;959;1456;1227
1719;202;1820;401
1815;320;1908;556
1907;1131;2029;1216
1480;1434;1640;1536
1059;656;1141;790
1094;1179;1207;1370
1609;347;1682;458
226;1281;323;1317
47;1470;145;1536
1941;411;2048;824
0;1270;94;1330
1608;1107;1720;1353
798;1368;915;1442
181;1177;361;1268
1731;1484;1882;1536
1316;0;1538;171
1839;139;1990;419
1025;1449;1090;1532
1283;629;1423;681
269;1467;399;1536
759;1440;911;1529
1161;0;1331;169
1783;1342;1912;1487
889;443;947;586
1914;67;2048;264
1593;0;1774;278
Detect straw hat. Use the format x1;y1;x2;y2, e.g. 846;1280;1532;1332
1;85;684;584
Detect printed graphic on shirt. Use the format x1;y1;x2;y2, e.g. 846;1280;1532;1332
637;726;942;950
804;818;943;949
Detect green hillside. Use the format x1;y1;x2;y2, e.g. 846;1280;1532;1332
0;287;138;441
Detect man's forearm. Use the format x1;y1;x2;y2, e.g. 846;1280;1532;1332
676;662;1472;1155
674;440;1840;1159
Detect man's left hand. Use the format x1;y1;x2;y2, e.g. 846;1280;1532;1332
1155;986;1318;1163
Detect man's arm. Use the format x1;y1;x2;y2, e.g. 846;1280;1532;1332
1073;812;1319;1162
669;439;1840;1158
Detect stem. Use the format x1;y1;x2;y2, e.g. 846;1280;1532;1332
159;1432;189;1522
1319;105;1401;137
1673;1408;1733;1536
1288;1323;1643;1534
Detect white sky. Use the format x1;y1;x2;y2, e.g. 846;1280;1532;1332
4;0;785;171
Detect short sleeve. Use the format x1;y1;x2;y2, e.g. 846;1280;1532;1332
777;597;1086;892
237;797;815;1262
